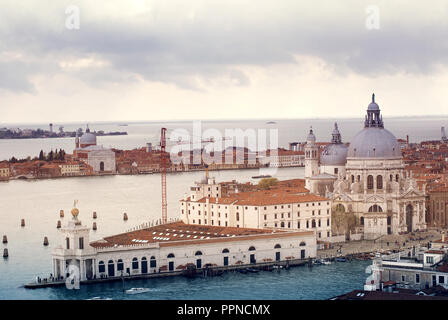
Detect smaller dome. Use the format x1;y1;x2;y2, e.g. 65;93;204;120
306;127;316;143
321;144;348;166
367;93;380;111
71;207;79;217
80;131;97;146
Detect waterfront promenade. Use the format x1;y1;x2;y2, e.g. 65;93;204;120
317;228;443;259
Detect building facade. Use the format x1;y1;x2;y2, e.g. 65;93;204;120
180;177;332;240
73;126;116;173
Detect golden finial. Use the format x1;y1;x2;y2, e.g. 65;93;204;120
71;200;79;218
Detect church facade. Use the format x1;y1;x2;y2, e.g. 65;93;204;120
73;126;116;173
305;94;426;239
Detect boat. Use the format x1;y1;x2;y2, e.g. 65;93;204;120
86;297;112;300
246;268;259;273
321;259;332;265
125;288;151;295
266;121;277;124
335;257;347;262
313;259;323;265
237;268;248;274
252;175;272;179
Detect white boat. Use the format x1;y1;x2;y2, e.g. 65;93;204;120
125;287;151;295
321;259;332;265
86;297;112;300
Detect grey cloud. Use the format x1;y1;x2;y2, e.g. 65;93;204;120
1;1;448;92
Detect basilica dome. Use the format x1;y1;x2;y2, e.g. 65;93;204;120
80;126;97;146
347;127;401;158
347;94;401;159
321;123;348;165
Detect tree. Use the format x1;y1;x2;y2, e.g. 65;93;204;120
331;204;359;237
258;177;279;190
48;150;54;161
38;150;44;161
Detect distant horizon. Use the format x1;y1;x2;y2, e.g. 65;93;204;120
2;113;448;127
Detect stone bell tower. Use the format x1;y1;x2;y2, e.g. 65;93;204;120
304;127;319;189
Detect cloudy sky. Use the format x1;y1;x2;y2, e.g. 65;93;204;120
1;0;448;123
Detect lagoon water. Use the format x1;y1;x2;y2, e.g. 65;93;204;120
0;116;447;161
0;116;445;299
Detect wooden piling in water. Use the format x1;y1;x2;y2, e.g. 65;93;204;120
3;249;8;258
93;211;97;219
57;220;61;229
60;210;64;218
21;219;25;227
93;222;97;230
123;213;128;221
43;237;49;246
2;235;7;244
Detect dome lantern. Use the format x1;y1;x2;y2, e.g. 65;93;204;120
364;93;383;128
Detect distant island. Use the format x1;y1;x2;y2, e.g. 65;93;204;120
0;125;127;140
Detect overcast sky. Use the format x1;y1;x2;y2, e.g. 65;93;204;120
1;0;448;123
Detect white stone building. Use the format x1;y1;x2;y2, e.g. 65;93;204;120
73;126;116;173
51;208;316;281
305;94;426;239
180;178;332;240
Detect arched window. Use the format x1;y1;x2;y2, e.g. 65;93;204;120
248;246;256;251
236;212;239;221
367;175;374;189
117;259;124;271
299;241;306;246
360;217;364;225
390;174;393;182
167;253;175;258
357;175;360;182
396;174;399;182
150;256;156;268
132;258;139;270
195;251;203;256
377;175;383;189
312;219;316;228
274;244;281;249
280;222;285;228
368;205;383;213
222;248;229;253
98;261;105;273
100;161;105;172
351;175;354;183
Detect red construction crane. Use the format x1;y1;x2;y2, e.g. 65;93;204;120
158;128;231;225
160;127;167;224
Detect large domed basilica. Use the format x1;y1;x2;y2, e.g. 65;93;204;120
305;94;426;239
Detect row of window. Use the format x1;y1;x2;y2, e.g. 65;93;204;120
267;220;330;229
185;202;330;210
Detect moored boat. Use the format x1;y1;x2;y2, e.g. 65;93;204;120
125;287;151;295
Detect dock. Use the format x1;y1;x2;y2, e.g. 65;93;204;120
24;258;308;289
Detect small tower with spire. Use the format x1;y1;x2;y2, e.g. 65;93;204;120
364;93;384;128
304;127;319;189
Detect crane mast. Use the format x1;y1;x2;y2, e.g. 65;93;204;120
160;127;167;224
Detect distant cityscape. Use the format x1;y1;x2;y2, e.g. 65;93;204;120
0;123;127;139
